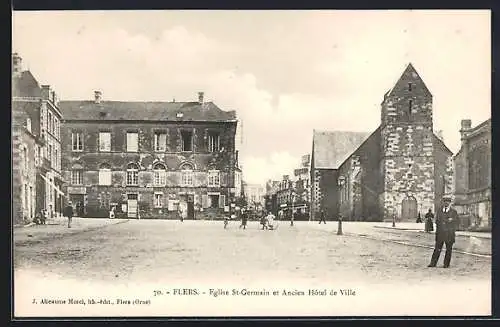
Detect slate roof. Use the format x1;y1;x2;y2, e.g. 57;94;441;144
12;71;42;98
312;130;371;169
432;133;453;155
58;100;237;122
384;63;432;99
468;118;491;136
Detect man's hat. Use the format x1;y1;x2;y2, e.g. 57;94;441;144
442;195;452;202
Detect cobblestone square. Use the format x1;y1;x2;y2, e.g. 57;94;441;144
14;219;491;316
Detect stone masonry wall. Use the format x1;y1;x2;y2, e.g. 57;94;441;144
61;120;237;219
380;65;435;221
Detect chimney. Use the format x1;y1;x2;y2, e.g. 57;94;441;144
12;53;23;77
94;90;102;104
460;119;472;140
41;85;51;101
198;91;204;104
51;91;59;106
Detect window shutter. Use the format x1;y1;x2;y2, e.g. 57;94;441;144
219;195;225;208
159;134;167;151
202;194;208;208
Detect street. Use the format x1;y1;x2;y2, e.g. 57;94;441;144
14;218;491;316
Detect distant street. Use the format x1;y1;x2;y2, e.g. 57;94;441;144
14;218;491;316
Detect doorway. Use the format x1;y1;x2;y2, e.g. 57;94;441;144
69;194;84;217
127;193;138;218
187;194;195;219
401;196;418;221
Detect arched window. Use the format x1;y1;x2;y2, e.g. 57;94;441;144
180;162;194;170
180;162;194;187
126;163;139;186
99;163;112;186
153;162;167;186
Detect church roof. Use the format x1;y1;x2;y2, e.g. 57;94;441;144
312;130;371;169
385;63;432;99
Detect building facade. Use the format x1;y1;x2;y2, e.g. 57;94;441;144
453;118;491;227
310;130;369;220
12;53;64;223
337;63;454;221
12;96;38;224
264;180;280;215
292;154;311;219
243;183;265;211
59;91;239;220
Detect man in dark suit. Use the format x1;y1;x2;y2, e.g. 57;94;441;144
318;209;327;224
428;196;460;268
63;201;74;229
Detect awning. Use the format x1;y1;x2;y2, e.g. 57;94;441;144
40;173;66;197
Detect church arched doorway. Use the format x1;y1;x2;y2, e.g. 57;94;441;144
401;196;418;221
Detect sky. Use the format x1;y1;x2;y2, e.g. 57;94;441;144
12;10;491;185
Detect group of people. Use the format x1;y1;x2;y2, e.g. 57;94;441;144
222;209;280;230
33;209;48;225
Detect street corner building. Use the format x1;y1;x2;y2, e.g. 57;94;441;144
59;91;240;220
453;118;491;228
310;63;454;222
12;53;64;224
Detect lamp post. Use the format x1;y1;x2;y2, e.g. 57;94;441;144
337;176;345;235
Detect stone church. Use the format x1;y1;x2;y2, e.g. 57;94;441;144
311;63;454;221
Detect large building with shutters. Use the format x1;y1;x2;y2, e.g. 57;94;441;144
59;91;240;220
311;63;454;222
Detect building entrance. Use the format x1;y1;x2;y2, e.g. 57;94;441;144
401;196;418;221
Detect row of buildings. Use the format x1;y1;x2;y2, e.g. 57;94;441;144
265;63;491;227
12;53;243;223
12;53;64;224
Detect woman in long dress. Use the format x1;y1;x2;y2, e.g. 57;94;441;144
425;209;434;232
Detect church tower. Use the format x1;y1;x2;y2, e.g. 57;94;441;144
380;63;436;221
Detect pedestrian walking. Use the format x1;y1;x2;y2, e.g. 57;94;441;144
428;196;459;268
41;209;47;224
239;208;248;229
63;201;74;228
319;209;327;224
260;213;267;230
224;216;229;229
178;205;184;222
425;208;434;232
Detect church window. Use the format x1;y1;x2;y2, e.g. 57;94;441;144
408;83;412;91
408;100;412;116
